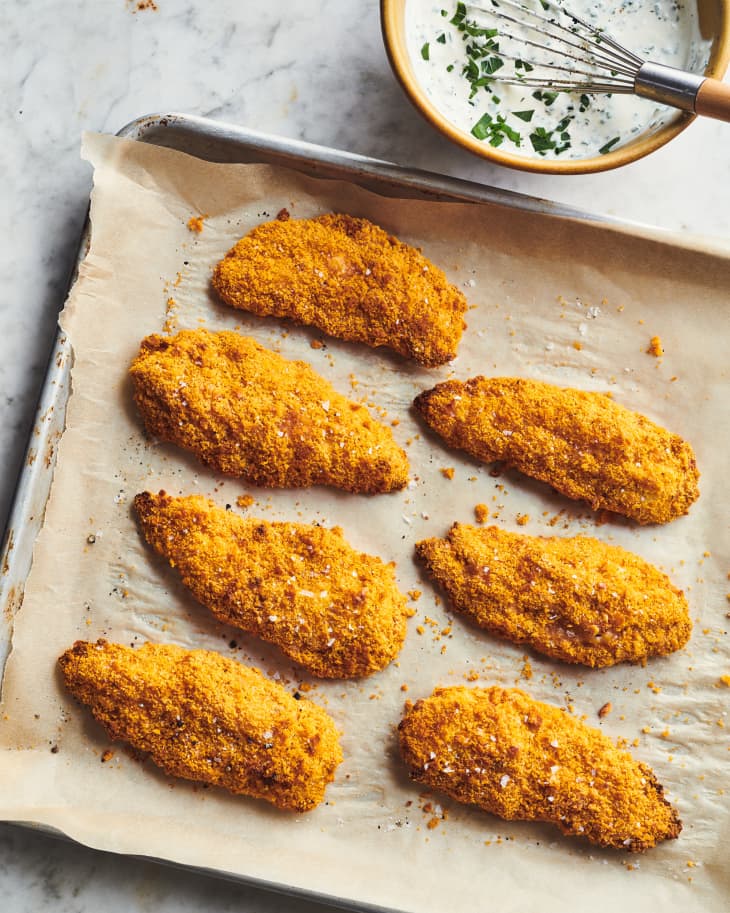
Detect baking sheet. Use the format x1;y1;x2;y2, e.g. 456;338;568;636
0;131;729;912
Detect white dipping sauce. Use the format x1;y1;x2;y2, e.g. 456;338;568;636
406;0;704;159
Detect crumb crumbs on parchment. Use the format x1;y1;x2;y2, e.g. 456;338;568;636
407;590;422;602
101;749;114;763
163;297;178;335
519;656;533;681
719;675;730;687
187;214;209;233
515;513;529;526
598;701;613;719
236;494;255;509
440;467;455;480
647;336;664;357
310;339;324;349
474;503;489;524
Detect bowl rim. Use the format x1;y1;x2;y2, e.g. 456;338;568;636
381;0;730;175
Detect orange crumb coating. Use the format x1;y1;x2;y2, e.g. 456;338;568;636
59;640;343;811
414;377;699;524
134;492;409;678
398;685;681;851
415;524;691;668
129;330;409;494
647;336;664;357
211;213;468;367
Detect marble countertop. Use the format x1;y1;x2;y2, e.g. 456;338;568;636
2;1;728;909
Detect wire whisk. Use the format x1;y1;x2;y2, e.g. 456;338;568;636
465;0;730;121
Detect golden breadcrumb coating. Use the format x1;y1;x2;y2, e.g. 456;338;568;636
399;685;681;851
416;524;691;667
59;640;343;811
414;376;699;524
134;492;409;678
211;213;467;367
129;329;409;494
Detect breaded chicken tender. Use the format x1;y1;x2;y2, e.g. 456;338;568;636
416;524;691;667
414;377;699;524
134;492;409;678
211;213;468;367
399;686;681;851
129;330;408;494
59;640;343;811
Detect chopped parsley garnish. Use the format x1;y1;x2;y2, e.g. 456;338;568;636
528;113;574;156
471;112;493;141
471;112;522;147
450;2;467;26
425;2;607;159
599;136;621;154
533;89;559;106
530;127;556;153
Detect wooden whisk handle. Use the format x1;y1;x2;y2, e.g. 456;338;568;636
695;78;730;122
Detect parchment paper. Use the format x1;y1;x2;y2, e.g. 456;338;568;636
0;132;728;912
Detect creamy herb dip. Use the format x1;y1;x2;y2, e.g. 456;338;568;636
406;0;703;159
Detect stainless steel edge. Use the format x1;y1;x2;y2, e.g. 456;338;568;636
119;112;725;248
0;331;76;682
116;111;632;224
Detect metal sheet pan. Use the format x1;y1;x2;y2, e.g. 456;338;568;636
0;111;718;908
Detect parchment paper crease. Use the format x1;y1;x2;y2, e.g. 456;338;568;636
0;132;728;912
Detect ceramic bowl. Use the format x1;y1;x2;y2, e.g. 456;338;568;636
381;0;730;174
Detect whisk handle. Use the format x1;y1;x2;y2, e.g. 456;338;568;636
695;79;730;123
635;62;730;123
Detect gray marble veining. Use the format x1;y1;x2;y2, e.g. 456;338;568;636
1;0;729;909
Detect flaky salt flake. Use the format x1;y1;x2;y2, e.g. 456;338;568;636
500;774;511;788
